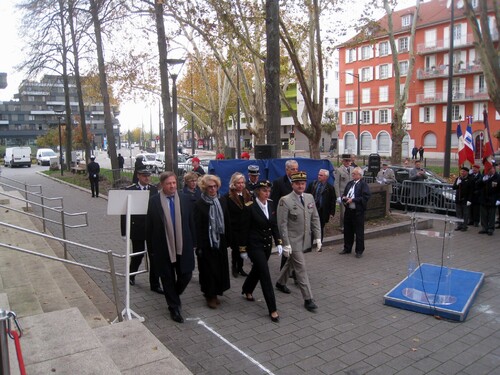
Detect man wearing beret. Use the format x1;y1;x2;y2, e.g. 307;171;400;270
275;171;322;312
120;169;163;293
452;167;473;231
191;157;205;176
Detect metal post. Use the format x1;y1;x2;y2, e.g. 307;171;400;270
41;195;46;233
58;116;64;176
0;309;10;375
237;68;241;158
356;75;361;156
24;183;29;211
443;0;455;178
107;250;123;322
172;73;179;176
60;210;68;259
191;72;195;156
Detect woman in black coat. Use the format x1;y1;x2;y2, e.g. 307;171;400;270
241;180;282;322
194;174;231;309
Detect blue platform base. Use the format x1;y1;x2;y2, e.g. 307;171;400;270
384;263;484;321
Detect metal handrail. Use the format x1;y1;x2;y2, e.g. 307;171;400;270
0;220;123;323
0;175;43;211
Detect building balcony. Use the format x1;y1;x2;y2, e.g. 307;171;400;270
416;89;489;104
417;34;475;54
416;62;483;79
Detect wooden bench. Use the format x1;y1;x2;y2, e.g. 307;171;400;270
71;164;87;175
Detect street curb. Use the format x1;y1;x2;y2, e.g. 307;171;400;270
36;171;109;200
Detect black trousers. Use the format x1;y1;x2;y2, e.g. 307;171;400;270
230;246;244;272
160;255;192;311
242;246;277;314
130;240;160;289
89;177;99;197
343;207;366;254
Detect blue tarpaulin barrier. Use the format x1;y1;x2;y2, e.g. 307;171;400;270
208;158;335;195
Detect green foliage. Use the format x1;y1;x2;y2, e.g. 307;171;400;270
321;109;338;135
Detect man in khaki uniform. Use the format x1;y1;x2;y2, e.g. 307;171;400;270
275;171;322;312
334;154;353;232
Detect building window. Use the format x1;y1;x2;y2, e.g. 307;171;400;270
424;107;432;122
361;133;371;151
379;86;389;102
423;132;437;148
346;90;354;105
478;74;485;93
345;133;355;152
451;105;461;121
362;110;371;124
361;67;371;81
335;98;339;106
379;64;389;79
361;45;371;60
471;0;478;8
346;112;354;124
402;14;412;28
453;24;461;42
379;41;389;56
377;132;391;152
325;84;329;93
362;88;371;104
325;98;329;105
347;49;356;63
335;71;339;80
379;109;388;123
399;37;409;52
399;61;409;76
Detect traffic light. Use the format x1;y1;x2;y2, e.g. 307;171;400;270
289;130;295;138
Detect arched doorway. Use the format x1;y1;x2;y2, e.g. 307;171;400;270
474;133;484;160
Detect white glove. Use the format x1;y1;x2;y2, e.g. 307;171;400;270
240;252;248;260
336;197;342;204
456;178;461;185
282;245;292;258
313;239;322;252
496;200;500;206
466;201;471;206
121;236;127;241
276;245;283;256
483;175;489;181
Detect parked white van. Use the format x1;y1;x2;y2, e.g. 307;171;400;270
36;148;58;166
4;147;32;167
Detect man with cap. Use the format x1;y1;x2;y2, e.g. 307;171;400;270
469;164;482;227
376;163;396;185
275;171;322;312
87;155;100;198
477;162;500;235
191;157;205;176
120;169;163;293
334;154;353;232
241;151;250;160
452;166;473;231
246;165;260;194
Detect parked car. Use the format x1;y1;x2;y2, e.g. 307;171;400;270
4;147;32;167
135;153;156;171
384;165;455;214
36;148;58;166
154;152;193;175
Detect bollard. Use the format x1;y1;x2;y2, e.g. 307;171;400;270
0;309;11;375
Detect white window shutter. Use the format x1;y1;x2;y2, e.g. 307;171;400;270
353;111;357;124
469;49;476;64
459;105;465;120
444;26;450;48
420;107;424;122
405;108;412;123
388;64;393;78
369;46;374;58
369;67;373;81
342;112;346;124
375;44;379;57
375;110;380;124
345;50;349;64
388;109;392;123
442;106;447;122
430;107;435;122
375;66;380;79
443;80;448;97
369;110;373;124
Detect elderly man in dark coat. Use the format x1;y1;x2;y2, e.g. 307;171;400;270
306;168;336;241
146;171;196;323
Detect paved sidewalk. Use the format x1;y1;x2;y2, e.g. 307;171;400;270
2;169;500;374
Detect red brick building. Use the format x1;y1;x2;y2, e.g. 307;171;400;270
338;0;499;161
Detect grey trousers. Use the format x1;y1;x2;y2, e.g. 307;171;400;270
277;250;313;300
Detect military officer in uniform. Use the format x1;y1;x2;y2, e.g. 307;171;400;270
275;171;322;312
120;169;163;293
334;154;353;232
246;165;260;194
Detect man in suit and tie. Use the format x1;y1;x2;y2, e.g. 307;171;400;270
334;154;353;232
120;169;163;293
339;167;371;258
306;169;336;242
275;171;322;312
146;171;196;323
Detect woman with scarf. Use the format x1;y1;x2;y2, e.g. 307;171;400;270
241;180;282;322
194;174;231;309
222;172;252;278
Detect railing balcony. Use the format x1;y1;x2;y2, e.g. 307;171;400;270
416;88;489;104
416;62;483;79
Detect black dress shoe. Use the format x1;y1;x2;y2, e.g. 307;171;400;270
151;286;164;294
355;253;363;258
275;283;291;294
479;230;488;234
487;231;493;236
339;250;351;255
270;312;280;323
129;278;135;286
232;266;238;278
238;269;248;277
304;299;318;312
169;309;184;323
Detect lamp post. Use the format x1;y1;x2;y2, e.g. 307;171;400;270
54;107;64;176
166;58;186;176
346;72;361;156
191;71;195;156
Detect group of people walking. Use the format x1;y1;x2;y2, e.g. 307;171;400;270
120;157;372;324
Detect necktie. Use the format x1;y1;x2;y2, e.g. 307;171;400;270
168;196;175;229
300;195;304;206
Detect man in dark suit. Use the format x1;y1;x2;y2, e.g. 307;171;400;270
306;169;336;242
120;169;162;293
146;171;196;323
452;166;473;231
87;155;100;198
271;159;299;271
339;167;371;258
477;163;500;236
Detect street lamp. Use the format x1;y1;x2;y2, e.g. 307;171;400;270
346;72;361;156
54;107;64;176
166;58;186;176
